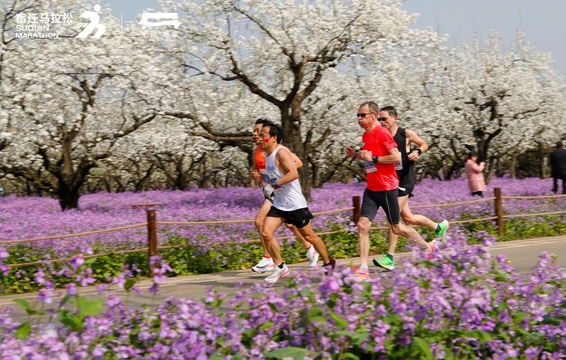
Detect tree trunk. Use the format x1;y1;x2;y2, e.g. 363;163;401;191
175;159;189;190
510;153;517;179
54;157;96;210
58;183;80;210
537;141;545;178
280;107;311;200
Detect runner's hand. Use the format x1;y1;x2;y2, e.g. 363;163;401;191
263;184;275;199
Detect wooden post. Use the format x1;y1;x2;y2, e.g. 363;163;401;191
353;196;360;224
147;209;157;276
132;203;160;209
494;187;504;237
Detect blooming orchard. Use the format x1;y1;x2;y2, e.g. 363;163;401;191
1;0;565;209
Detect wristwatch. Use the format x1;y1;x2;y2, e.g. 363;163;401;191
372;156;379;164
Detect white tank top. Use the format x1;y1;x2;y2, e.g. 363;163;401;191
265;146;308;211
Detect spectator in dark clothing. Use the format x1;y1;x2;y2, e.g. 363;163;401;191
550;140;566;194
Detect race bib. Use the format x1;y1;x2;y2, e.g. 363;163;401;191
364;160;377;173
260;170;270;185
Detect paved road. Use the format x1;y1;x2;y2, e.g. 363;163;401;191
1;236;565;310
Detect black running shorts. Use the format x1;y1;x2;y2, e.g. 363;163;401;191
266;206;314;228
360;188;401;225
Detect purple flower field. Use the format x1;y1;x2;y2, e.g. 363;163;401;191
0;177;564;358
0;240;565;358
0;176;564;260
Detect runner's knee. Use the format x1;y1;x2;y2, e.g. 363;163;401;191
357;219;371;234
260;229;274;241
254;216;264;229
402;214;415;225
301;232;318;244
390;224;404;236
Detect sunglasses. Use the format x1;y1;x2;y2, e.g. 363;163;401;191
377;117;388;122
356;113;373;118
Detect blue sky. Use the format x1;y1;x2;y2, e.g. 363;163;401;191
107;0;566;76
403;0;566;76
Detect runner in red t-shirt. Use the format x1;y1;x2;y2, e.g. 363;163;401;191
345;101;436;280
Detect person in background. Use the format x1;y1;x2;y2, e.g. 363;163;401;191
550;140;566;194
250;118;319;274
465;152;486;197
372;106;449;271
345;101;436;280
187;179;199;190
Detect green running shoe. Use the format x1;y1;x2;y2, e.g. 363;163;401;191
373;254;395;271
435;220;449;243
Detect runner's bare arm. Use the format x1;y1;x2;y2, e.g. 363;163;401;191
275;147;299;185
385;147;402;164
405;129;428;162
345;147;357;158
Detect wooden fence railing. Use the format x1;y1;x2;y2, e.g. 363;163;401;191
2;188;565;274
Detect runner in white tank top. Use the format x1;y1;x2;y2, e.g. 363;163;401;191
259;122;336;284
265;145;308;211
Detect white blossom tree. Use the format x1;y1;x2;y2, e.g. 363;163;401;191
0;0;181;209
2;0;566;202
165;0;444;195
372;30;566;180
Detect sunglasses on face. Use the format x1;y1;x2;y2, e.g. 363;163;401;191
356;113;373;118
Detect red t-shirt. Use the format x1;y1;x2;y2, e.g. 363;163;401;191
362;126;399;191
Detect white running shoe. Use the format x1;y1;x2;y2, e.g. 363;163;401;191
252;257;275;273
307;246;319;267
264;264;290;284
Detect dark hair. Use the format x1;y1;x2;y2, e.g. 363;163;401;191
255;117;272;126
557;141;563;149
263;122;284;144
359;101;379;114
379;105;397;117
467;152;477;160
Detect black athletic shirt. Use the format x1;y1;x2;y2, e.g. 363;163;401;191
393;127;416;194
